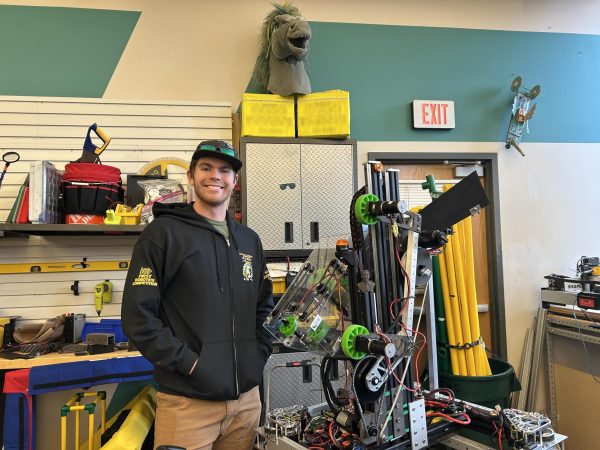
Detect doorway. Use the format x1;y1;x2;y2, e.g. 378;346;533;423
368;152;506;359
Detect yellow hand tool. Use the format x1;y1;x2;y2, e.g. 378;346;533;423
94;280;113;316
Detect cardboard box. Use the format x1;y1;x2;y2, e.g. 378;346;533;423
297;90;350;139
241;93;295;137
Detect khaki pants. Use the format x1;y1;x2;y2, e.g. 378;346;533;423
154;386;261;450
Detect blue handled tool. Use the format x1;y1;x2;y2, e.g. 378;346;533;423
0;151;20;189
80;123;111;163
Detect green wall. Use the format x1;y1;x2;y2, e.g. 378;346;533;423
0;5;140;98
307;22;600;143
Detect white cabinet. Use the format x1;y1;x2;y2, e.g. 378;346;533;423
241;138;356;253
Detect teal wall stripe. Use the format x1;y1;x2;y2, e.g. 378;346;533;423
307;22;600;143
0;6;140;98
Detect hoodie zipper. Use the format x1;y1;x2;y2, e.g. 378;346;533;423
225;235;240;397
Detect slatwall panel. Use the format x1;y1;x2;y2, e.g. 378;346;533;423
0;95;232;220
0;95;232;327
0;235;137;324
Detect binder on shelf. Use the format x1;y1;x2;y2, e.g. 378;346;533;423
15;187;30;224
29;161;63;224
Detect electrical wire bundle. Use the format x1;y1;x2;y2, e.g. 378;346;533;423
423;388;471;426
303;412;364;449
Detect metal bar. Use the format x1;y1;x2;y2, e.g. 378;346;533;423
526;308;547;410
413;303;489;314
401;228;419;333
386;170;400;306
425;275;439;390
438;434;496;450
546;328;558;425
365;162;382;325
547;314;600;333
372;167;390;329
514;326;532;410
547;326;600;345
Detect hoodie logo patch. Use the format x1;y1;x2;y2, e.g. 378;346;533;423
132;267;158;287
240;252;253;281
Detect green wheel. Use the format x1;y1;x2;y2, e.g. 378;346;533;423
278;315;298;337
341;324;369;360
307;320;329;343
354;194;379;225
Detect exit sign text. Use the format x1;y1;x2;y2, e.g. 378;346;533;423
412;100;455;129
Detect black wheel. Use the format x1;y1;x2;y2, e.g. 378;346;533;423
529;85;541;99
511;76;522;92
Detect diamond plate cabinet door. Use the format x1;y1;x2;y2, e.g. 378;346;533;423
241;138;356;253
301;144;355;250
244;142;302;251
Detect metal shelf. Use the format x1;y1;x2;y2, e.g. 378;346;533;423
0;223;145;237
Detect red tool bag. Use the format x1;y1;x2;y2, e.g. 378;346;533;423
60;163;124;215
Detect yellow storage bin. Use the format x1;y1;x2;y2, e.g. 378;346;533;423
119;204;143;225
104;204;143;225
297;90;350;139
241;93;295;137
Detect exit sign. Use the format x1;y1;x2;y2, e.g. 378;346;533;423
412;100;455;129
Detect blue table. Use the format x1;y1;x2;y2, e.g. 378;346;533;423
2;352;153;450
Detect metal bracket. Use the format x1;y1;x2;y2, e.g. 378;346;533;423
408;398;428;449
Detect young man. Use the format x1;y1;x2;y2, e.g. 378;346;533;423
122;140;273;450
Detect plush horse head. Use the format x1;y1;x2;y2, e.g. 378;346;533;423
253;2;312;96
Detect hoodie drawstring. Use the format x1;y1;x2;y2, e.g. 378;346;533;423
213;233;224;293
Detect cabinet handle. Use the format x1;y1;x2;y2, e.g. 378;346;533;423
284;222;294;243
310;222;319;243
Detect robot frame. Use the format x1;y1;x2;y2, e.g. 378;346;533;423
259;162;565;450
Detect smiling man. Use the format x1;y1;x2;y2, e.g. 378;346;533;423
122;140;274;450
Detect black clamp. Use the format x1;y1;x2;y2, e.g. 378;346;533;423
447;338;482;351
70;280;80;296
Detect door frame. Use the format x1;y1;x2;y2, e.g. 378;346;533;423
368;151;507;360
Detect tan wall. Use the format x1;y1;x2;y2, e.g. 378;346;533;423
3;0;599;108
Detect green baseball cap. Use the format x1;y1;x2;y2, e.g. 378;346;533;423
191;140;242;171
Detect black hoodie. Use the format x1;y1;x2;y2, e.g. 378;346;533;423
122;202;273;400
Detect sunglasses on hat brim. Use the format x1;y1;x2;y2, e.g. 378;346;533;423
197;144;237;158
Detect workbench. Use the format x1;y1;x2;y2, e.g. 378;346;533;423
1;350;153;450
0;349;143;371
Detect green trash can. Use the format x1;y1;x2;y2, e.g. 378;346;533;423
438;358;521;408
